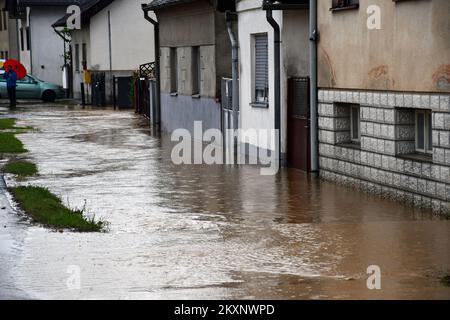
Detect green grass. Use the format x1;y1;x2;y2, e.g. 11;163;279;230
10;186;104;232
3;160;38;177
0;118;35;132
0;132;27;153
0;118;17;130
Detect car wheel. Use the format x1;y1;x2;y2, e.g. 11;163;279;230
42;90;56;103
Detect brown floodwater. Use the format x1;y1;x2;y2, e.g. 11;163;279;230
0;103;449;300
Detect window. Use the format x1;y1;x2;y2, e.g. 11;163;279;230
253;33;269;105
74;44;80;72
170;47;178;94
20;27;24;51
25;27;30;51
331;0;359;11
192;46;201;96
415;110;433;154
334;103;360;148
4;51;8;60
82;43;87;70
351;105;361;143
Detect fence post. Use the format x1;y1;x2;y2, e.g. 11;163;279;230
81;83;85;106
112;76;116;110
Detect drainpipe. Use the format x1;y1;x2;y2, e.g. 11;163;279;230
108;11;113;106
226;11;238;159
54;28;71;98
266;9;281;168
142;6;161;131
310;0;319;173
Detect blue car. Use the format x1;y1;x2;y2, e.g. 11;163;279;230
0;74;65;102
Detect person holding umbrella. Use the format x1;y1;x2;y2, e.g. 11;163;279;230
3;59;27;108
3;65;17;108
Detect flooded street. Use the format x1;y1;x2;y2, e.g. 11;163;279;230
1;103;449;300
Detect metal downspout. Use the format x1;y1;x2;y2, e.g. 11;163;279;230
226;11;239;161
309;0;319;173
266;9;281;168
143;7;161;131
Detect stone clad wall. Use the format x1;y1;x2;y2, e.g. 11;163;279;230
318;89;450;215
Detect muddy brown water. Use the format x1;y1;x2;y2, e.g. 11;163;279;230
0;104;449;300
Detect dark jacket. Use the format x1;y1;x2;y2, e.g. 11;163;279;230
3;70;17;88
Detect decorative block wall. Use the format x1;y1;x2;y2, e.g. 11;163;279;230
318;89;450;215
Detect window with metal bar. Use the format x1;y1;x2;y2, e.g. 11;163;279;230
253;33;269;105
74;44;80;72
192;46;201;96
170;47;178;94
415;110;433;154
331;0;359;11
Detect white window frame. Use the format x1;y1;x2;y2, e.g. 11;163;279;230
350;105;361;143
251;33;269;106
415;110;433;155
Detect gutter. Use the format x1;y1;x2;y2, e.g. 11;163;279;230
262;0;318;173
142;4;161;130
53;27;71;98
265;8;282;168
309;0;319;173
226;11;239;160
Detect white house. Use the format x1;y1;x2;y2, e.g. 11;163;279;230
53;0;155;102
237;0;311;170
7;0;76;86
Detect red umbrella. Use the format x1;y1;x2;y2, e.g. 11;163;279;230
4;59;27;80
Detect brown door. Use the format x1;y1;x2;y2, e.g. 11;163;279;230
287;77;311;172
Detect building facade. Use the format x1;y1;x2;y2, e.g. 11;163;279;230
54;0;155;102
147;0;232;134
237;0;311;169
5;0;76;86
1;0;20;61
317;0;450;214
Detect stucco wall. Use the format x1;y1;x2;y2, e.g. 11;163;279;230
283;10;310;78
237;0;284;152
157;0;215;48
0;0;9;55
71;27;91;99
18;18;31;74
318;0;450;93
30;7;67;85
160;93;222;134
237;1;310;154
89;0;155;72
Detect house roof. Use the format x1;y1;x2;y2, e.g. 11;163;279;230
144;0;196;11
143;0;234;12
19;0;79;6
52;0;114;28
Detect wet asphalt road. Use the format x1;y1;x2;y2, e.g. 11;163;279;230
0;102;449;300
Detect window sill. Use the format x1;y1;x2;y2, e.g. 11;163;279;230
170;92;178;97
250;102;269;109
398;153;433;164
192;94;201;99
337;142;361;150
330;4;359;12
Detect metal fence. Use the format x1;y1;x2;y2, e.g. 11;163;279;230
221;78;239;132
135;62;156;121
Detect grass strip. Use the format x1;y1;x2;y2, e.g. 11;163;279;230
3;160;38;177
0;132;27;153
0;118;17;130
10;186;104;232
